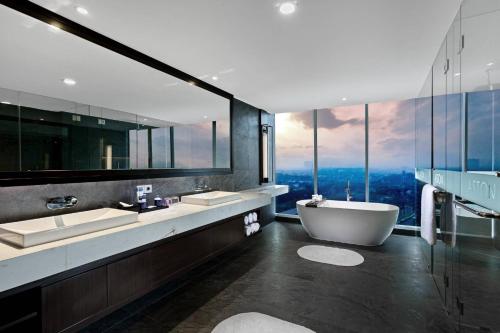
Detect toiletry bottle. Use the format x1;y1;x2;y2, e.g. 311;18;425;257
154;195;162;207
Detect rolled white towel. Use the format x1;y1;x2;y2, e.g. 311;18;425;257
252;212;258;221
255;223;260;232
248;214;254;223
244;216;249;225
251;223;258;233
245;226;252;237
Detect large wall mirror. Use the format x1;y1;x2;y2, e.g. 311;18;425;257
0;4;232;185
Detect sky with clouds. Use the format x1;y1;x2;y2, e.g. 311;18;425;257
276;100;416;170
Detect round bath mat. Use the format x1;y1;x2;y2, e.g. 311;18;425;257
297;245;364;266
212;312;315;333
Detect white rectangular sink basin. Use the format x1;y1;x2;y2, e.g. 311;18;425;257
0;208;138;248
181;191;242;206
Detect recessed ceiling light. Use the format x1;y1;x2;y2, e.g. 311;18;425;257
63;78;76;86
279;2;296;15
211;76;219;81
1;101;11;105
342;97;347;101
487;62;494;66
454;72;461;77
40;118;44;121
203;115;208;119
76;6;88;15
143;118;148;121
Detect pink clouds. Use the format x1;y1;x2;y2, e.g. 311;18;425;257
276;100;415;170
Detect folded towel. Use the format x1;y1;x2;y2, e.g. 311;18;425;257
244;216;249;225
245;226;252;237
248;214;254;223
255;223;260;232
252;212;258;221
305;200;319;208
421;184;437;245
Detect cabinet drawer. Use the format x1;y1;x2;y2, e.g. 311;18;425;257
108;250;151;306
42;267;107;333
0;288;40;333
150;227;212;286
210;217;245;253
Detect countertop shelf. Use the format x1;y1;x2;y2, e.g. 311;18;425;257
0;185;288;293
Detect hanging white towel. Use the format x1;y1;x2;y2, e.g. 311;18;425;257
421;184;437;245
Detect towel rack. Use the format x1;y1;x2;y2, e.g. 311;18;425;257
433;190;448;204
454;199;500;219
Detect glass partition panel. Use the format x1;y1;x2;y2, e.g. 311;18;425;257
151;127;171;169
466;90;497;170
173;122;213;169
90;107;138;170
215;119;231;168
415;72;433;170
19;92;91;171
0;87;19;171
275;111;314;215
317;105;365;201
369;100;417;225
433;41;448;170
461;0;500;172
446;11;463;172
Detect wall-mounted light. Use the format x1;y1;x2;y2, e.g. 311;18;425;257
260;110;274;184
262;125;270;182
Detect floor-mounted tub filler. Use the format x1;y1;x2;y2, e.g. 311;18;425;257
297;200;399;246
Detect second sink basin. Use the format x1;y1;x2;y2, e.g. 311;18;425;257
181;191;242;206
0;208;138;248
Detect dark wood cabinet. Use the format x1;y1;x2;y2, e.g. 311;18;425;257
150;216;243;286
41;266;107;333
0;288;40;333
108;250;151;306
3;211;252;333
211;216;245;253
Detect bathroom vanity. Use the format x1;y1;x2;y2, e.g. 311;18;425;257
0;186;288;333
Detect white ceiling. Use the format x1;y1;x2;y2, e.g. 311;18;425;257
27;0;462;113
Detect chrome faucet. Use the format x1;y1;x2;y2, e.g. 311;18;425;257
195;182;210;192
46;196;78;210
345;181;353;201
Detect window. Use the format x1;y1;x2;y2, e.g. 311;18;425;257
317;106;365;201
368;100;416;225
275;101;419;227
275;111;314;215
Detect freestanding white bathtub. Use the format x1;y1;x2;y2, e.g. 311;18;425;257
297;200;399;246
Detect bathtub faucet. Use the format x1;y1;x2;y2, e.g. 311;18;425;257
345;181;353;201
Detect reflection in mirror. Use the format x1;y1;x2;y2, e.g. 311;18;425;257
0;6;231;174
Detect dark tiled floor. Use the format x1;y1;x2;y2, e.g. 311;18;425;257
82;222;453;333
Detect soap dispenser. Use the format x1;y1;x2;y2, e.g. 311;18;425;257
136;186;147;210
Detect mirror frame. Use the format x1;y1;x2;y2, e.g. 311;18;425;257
0;1;233;186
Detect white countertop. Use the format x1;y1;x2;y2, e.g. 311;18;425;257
0;185;288;293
